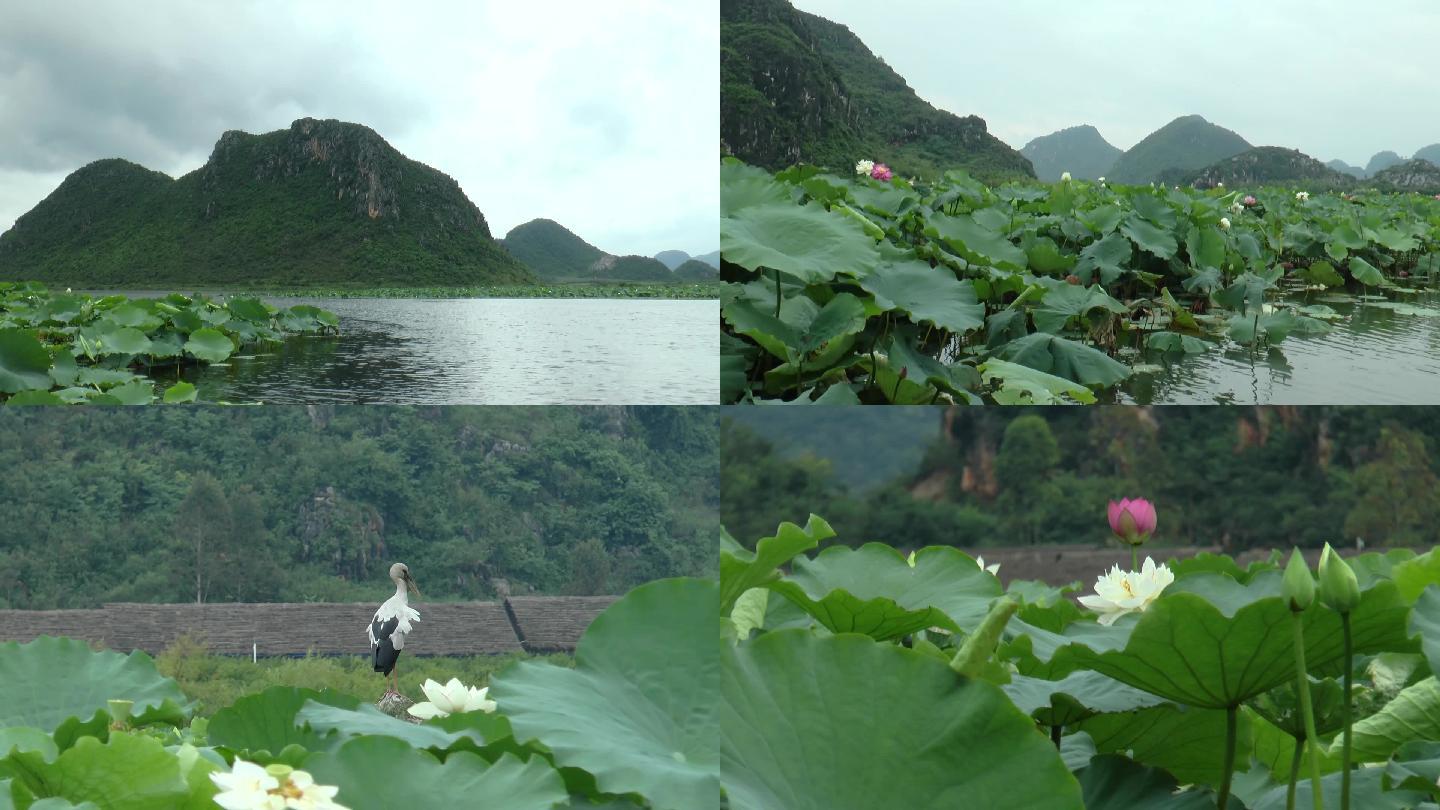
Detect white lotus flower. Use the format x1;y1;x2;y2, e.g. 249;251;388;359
408;677;497;719
1060;171;1072;182
975;555;1001;576
1229;201;1244;214
1098;177;1106;183
211;761;346;810
1217;181;1225;188
1296;191;1310;202
855;159;875;176
1077;557;1175;626
1219;217;1231;230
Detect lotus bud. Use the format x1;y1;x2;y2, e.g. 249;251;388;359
1107;498;1156;545
1283;548;1315;612
1318;543;1360;613
1219;217;1231;230
1060;171;1072;182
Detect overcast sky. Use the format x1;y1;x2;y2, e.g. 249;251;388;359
791;0;1440;167
0;1;717;256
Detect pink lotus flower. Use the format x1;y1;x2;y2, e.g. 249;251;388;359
1108;498;1157;546
1242;195;1258;207
870;163;893;182
1434;194;1440;200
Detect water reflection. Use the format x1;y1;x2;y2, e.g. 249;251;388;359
1120;283;1440;404
124;296;716;404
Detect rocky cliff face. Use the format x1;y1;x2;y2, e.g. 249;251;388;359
1176;146;1355;189
1371;158;1440;193
721;0;1033;181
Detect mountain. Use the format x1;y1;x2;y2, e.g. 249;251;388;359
694;250;720;269
673;259;719;281
1413;144;1440;165
1326;159;1367;179
1172;147;1356;189
0;118;532;286
654;250;691;270
502;219;681;282
1106;115;1252;184
1372;159;1440;194
720;0;1033;182
1019;125;1122;182
1365;150;1404;176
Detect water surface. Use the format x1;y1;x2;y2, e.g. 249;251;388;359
117;295;716;404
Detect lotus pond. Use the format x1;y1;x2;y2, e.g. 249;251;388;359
721;516;1440;808
719;160;1440;404
0;577;717;809
0;283;339;404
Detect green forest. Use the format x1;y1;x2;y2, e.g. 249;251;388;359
721;406;1440;553
0;406;716;608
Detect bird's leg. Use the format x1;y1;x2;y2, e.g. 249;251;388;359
391;664;399;696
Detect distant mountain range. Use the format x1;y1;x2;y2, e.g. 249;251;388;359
502;219;718;282
1017;115;1438;190
1019;125;1121;182
720;0;1033;182
0;118;706;288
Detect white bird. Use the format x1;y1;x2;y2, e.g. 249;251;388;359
367;562;420;696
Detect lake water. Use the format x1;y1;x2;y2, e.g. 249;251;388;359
125;296;715;404
1118;284;1440;404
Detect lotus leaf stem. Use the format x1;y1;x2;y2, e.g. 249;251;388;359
1218;703;1238;810
1340;611;1353;810
1287;733;1303;810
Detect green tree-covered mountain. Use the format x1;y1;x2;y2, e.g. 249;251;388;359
1413;144;1440;165
1372;158;1440;194
720;0;1033;182
655;250;721;271
1019;125;1122;182
1366;150;1404;176
1326;158;1367;179
1171;146;1356;189
0;406;717;608
501;219;682;282
0;118;533;287
1106;115;1252;184
673;259;719;281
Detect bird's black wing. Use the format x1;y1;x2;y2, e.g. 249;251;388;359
371;615;401;674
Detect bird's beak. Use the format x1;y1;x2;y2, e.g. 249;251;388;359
404;571;420;596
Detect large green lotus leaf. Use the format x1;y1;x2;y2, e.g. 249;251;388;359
1079;704;1247;788
1120;215;1178;259
294;701;486;752
721;631;1083;810
1187;224;1226;271
206;687;359;758
1147;332;1209;354
96;327;152;356
100;304;162;332
980;358;1098;405
1075;754;1217;810
858;260;984;333
721;297;798;361
0;330;53;393
720;160;793;217
791;293;866;356
1350;255;1385;286
1248;708;1339;784
0;638;187;734
1033;284;1128;334
183;328;233;363
1036;577;1412;708
1076;232;1133;284
224;297;273;323
928;213;1028;271
1340;675;1440;762
1382;740;1440;794
768;544;1002;640
1002;670;1169;727
990;332;1131;388
1025;237;1077;273
1;733;191;809
304;739;566;810
719;516;833;613
489;578;718;810
1246;765;1418;810
1408;585;1440;675
721;204;879;283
